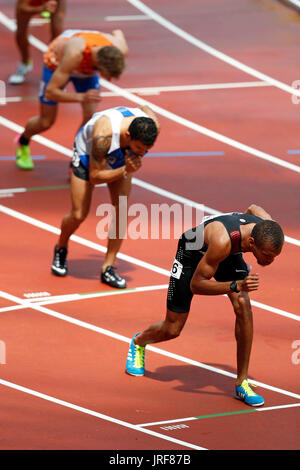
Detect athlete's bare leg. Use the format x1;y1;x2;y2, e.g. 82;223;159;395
57;172;94;248
134;309;189;347
228;291;253;387
102;175;132;271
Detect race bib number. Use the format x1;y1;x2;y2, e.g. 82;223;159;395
170;259;183;279
72;145;80;168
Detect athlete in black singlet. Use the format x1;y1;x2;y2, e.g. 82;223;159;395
125;204;285;407
167;211;263;314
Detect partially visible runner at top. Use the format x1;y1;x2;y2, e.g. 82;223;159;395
9;0;67;85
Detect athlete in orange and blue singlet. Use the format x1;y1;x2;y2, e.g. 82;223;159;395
15;28;129;169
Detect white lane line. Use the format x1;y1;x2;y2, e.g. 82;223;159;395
137;403;300;428
0;187;27;195
0;285;168;312
2;84;300;176
0;169;299;249
0;203;299;323
118;81;273;94
96;80;300;174
0;203;170;277
28;284;169;306
0;378;205;450
0;115;73;157
0;113;299;249
3;81;273;102
0;12;299;174
126;0;300;99
0;289;299;401
249;299;300;321
104;15;150;21
131;178;300;249
0;304;26;313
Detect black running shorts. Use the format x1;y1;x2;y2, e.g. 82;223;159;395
166;238;250;314
71;160;89;181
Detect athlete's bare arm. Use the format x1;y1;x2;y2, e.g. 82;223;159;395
89;116;141;184
190;223;259;295
245;204;272;220
139;105;161;133
102;29;129;57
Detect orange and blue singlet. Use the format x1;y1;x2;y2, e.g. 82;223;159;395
40;30;113;105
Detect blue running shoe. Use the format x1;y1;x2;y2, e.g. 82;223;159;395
126;334;145;376
235;380;264;407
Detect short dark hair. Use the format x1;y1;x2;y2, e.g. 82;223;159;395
128;117;158;146
96;46;125;78
251;220;284;250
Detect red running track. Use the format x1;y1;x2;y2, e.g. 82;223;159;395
0;0;299;452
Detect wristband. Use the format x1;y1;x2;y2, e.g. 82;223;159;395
230;280;240;293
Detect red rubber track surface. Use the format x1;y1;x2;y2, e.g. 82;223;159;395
0;0;299;452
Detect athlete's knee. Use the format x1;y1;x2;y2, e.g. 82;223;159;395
163;320;184;340
16;29;27;43
233;293;251;317
39;113;56;131
71;209;88;225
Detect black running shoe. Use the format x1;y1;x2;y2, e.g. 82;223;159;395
101;266;126;288
51;245;68;276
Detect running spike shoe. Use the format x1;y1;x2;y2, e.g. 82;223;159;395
235;379;264;407
126;334;145;376
51;245;68;276
101;265;126;288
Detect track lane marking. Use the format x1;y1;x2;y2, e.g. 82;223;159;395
0;378;206;450
0;114;299;249
137;403;300;427
25;284;169;306
0;289;299;401
126;0;300;98
0;203;299;322
0;11;299;173
3;80;273;102
0;285;169;312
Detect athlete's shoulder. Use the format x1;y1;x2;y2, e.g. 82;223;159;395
205;220;231;246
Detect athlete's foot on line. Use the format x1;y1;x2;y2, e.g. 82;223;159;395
101;266;126;288
126;333;145;376
235;380;264;407
16;142;34;170
51;245;68;276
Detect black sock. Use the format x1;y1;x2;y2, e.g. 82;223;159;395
19;134;30;146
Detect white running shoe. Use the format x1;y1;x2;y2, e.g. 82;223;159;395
8;60;33;85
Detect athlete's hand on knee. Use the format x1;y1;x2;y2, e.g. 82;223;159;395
82;89;101;104
125;151;142;174
238;273;259;292
45;0;58;14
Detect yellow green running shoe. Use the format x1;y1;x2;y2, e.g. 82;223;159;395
235;379;264;407
16;143;34;170
126;333;145;376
